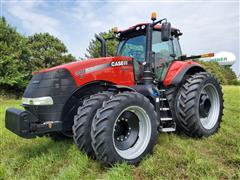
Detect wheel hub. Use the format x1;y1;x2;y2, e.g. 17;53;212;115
199;93;211;118
199;84;220;130
115;119;130;141
112;106;152;160
114;111;139;150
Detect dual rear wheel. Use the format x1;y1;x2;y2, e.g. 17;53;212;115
175;72;224;137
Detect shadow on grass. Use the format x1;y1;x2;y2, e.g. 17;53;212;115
16;138;74;160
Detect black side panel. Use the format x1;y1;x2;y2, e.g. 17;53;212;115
133;84;160;125
23;69;77;123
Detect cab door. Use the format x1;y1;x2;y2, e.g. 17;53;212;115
152;31;174;81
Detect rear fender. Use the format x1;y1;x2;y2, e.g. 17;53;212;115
163;61;205;86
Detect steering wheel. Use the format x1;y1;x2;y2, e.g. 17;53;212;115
129;49;145;62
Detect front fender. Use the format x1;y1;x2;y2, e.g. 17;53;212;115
163;61;205;86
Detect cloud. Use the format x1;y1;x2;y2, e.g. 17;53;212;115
5;1;62;38
2;1;239;74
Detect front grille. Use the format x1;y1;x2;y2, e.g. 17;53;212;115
23;68;77;123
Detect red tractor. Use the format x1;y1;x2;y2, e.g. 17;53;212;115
5;13;223;166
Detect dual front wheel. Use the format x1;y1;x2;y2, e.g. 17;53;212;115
72;92;158;165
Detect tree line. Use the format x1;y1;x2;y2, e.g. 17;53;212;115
0;17;75;95
0;17;238;96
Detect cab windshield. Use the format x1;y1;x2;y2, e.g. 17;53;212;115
117;35;146;62
117;31;182;62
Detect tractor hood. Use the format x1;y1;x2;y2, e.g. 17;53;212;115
37;56;135;87
23;56;135;123
39;56;132;74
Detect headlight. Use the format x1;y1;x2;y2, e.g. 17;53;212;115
22;97;54;105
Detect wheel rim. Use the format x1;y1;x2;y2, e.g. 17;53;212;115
199;84;220;130
112;106;151;160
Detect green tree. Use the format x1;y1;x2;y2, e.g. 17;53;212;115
27;33;75;71
0;17;75;94
0;17;30;92
222;66;238;85
85;30;118;58
198;61;238;85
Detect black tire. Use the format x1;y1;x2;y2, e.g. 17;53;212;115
72;92;112;159
91;92;158;166
175;72;224;137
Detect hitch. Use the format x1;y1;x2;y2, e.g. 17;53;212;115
5;108;62;138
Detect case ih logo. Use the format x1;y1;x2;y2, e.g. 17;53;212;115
111;61;128;67
75;69;85;78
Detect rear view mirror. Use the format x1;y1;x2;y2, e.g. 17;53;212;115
161;22;171;41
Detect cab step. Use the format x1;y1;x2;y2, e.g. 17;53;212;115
160;98;167;101
160;127;176;132
160;117;173;121
160;107;170;111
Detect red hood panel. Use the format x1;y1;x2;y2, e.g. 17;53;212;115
39;56;135;87
39;56;130;73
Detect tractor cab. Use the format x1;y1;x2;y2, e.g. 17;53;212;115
116;23;183;82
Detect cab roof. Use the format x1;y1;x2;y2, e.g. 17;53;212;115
118;23;182;37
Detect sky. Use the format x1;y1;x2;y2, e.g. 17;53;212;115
1;0;239;75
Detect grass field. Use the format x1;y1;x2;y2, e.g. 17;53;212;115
0;86;239;179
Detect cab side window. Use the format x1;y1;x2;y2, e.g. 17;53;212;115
152;31;174;64
172;37;182;58
152;31;174;81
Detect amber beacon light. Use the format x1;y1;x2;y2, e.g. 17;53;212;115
151;12;157;21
